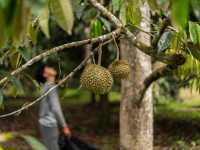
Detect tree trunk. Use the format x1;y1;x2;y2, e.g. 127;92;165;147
120;3;153;150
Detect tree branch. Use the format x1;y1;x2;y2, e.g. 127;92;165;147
0;40;113;118
88;0;185;65
0;28;122;86
136;54;186;106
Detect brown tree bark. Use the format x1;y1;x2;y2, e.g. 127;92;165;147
120;3;153;150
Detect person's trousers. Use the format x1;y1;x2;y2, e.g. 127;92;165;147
40;124;60;150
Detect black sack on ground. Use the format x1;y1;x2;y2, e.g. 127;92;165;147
58;135;99;150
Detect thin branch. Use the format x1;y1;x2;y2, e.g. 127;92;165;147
136;54;186;106
0;39;114;118
0;28;122;86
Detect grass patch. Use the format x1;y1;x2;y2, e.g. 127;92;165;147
156;99;200;121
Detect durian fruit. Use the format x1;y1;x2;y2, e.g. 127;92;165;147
109;60;130;80
109;36;130;80
80;64;113;94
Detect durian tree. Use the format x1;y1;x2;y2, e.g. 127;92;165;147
0;0;200;149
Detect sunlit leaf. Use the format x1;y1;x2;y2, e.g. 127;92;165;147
189;21;198;45
0;89;3;108
13;0;30;45
38;5;50;38
119;2;126;25
147;0;158;11
172;0;189;30
0;10;7;47
90;19;103;37
0;0;10;9
126;0;141;26
112;0;121;13
188;44;200;61
0;132;15;142
0;146;4;150
26;0;48;14
197;25;200;46
191;0;200;21
28;23;39;46
8;49;20;69
22;135;47;150
50;0;74;35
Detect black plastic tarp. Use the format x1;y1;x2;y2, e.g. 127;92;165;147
58;135;99;150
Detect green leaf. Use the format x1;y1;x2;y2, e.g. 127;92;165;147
157;31;173;52
189;21;198;45
38;5;50;38
50;0;74;35
72;0;86;19
197;25;200;46
147;0;158;11
28;23;39;45
0;132;15;142
9;76;24;95
0;0;10;9
8;49;21;69
90;19;103;38
17;47;31;61
112;0;121;13
10;0;31;46
99;17;112;31
191;0;200;21
119;2;126;25
22;135;47;150
0;89;3;108
188;44;200;61
126;0;141;26
26;0;48;14
172;0;189;30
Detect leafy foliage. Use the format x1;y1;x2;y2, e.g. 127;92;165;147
22;135;47;150
38;5;50;38
112;0;121;13
0;0;199;107
90;19;103;37
0;89;3;108
191;0;200;21
0;132;47;150
171;0;189;30
50;0;74;34
189;22;200;46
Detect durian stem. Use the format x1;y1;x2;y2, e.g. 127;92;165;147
112;34;120;61
98;44;102;65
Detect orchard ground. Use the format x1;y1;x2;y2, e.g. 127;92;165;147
1;88;200;150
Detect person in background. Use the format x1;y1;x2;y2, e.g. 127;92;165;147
34;63;71;150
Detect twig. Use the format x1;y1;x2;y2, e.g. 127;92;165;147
0;28;122;86
111;33;120;60
0;39;115;118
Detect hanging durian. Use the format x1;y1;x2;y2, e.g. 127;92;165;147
109;59;130;80
80;45;113;94
108;35;130;80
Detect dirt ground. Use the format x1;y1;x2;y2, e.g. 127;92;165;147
1;101;200;150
